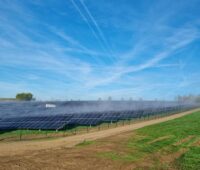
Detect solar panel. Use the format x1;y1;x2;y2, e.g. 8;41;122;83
0;101;195;130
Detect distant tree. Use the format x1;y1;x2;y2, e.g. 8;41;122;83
16;93;33;101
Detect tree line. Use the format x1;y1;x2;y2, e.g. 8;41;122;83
16;93;34;101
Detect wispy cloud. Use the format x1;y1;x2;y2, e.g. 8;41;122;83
51;29;107;64
0;0;200;100
79;0;115;59
84;25;200;88
70;0;116;63
69;0;106;52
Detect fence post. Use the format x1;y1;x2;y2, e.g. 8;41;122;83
19;130;22;141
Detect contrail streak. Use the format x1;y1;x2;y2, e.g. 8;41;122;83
79;0;116;62
70;0;110;59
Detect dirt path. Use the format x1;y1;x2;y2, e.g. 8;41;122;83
0;108;199;156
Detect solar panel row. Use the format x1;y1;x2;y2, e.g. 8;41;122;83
0;100;188;118
0;121;66;130
0;106;192;130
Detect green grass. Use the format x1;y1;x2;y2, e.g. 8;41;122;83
98;151;144;162
176;146;200;170
98;111;200;169
76;140;95;147
0;129;62;137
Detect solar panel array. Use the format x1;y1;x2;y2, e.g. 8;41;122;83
0;105;193;130
0;100;187;118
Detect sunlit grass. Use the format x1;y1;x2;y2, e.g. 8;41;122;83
98;111;200;169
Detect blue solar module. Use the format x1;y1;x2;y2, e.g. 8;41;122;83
67;118;101;126
0;101;196;130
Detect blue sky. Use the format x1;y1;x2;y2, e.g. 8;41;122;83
0;0;200;100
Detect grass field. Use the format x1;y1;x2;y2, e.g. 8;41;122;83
95;110;200;169
0;110;199;170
